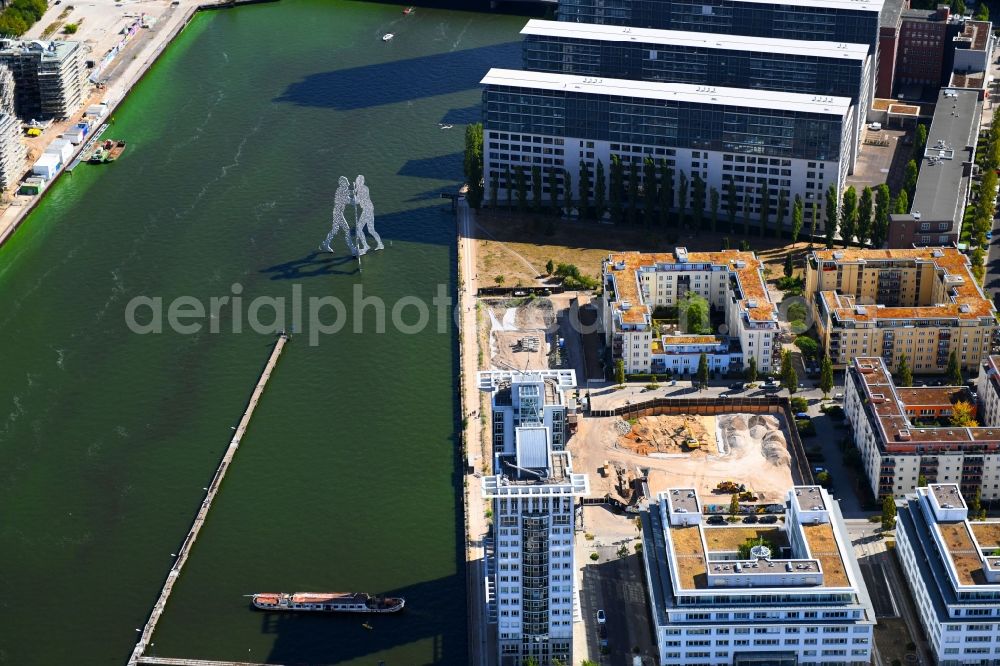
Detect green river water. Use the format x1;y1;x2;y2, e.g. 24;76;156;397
0;2;522;663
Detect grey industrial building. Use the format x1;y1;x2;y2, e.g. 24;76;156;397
889;87;981;248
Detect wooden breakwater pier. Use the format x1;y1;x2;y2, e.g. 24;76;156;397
126;333;290;666
138;657;280;666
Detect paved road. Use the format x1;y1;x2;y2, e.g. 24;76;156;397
579;548;656;665
845;519;898;619
843;518;935;665
880;540;935;665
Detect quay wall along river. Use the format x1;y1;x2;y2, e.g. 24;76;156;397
0;1;525;664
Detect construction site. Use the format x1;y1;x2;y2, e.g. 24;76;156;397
572;412;796;510
481;294;583;375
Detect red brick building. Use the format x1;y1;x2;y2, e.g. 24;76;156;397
876;0;905;98
896;6;952;89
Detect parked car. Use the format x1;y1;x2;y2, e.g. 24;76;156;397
707;514;727;525
758;515;778;524
814;466;827;475
730;382;745;391
743;514;759;524
796;412;809;419
868;122;882;131
597;609;606;624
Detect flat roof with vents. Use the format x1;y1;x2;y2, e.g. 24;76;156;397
661;486;855;592
793;485;828;512
481;69;852;116
668;488;700;514
931;483;966;510
520;20;870;61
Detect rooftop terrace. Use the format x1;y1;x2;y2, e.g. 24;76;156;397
851;357;1000;452
812;247;993;323
938;521;987;585
664;487;852;592
606;249;776;327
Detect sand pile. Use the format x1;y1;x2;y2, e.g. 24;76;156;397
718;414;790;467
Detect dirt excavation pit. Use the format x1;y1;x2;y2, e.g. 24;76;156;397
572;412;795;504
617;414;716;456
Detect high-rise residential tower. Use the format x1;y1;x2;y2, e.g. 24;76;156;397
482;397;589;666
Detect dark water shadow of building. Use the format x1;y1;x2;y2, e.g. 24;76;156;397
274;43;521;111
263;253;467;664
439;105;482;126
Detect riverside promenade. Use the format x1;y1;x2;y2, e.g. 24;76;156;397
0;0;276;248
457;199;493;666
126;333;290;666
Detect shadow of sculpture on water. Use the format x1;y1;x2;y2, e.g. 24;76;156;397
259;252;360;280
398;153;463;181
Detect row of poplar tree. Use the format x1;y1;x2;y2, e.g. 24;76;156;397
465;122;935;251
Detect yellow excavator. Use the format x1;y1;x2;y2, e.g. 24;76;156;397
684;419;701;449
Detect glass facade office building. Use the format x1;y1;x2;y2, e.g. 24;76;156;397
557;0;883;48
482;84;844;162
480;69;851;224
522;28;866;99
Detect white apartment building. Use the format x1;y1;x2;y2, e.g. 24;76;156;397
0;39;86;120
479;369;577;454
641;486;874;666
0;111;25;191
482;422;589;666
895;484;1000;665
976;355;1000;431
602;249;779;376
846;356;1000;500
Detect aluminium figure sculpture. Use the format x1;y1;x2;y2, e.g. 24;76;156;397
352;174;383;256
321;176;358;256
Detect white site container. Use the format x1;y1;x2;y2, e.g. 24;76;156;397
45;139;74;162
32;152;61;179
62;128;85;145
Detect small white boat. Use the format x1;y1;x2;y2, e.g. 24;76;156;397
382;33;394;42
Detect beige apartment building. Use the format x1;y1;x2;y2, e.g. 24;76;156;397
805;248;995;374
